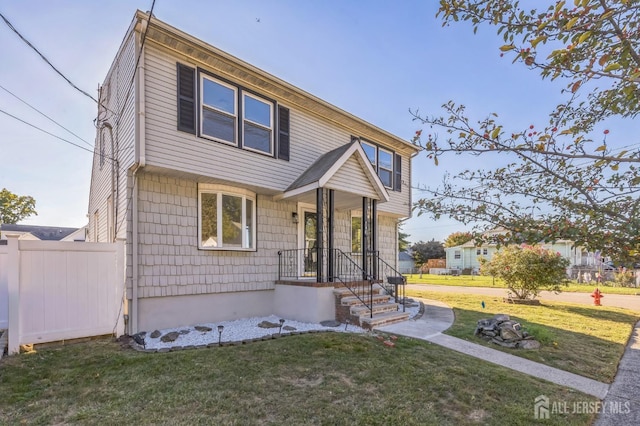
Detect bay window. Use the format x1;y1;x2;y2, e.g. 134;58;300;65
198;185;256;250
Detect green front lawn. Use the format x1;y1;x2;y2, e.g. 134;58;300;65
407;289;640;383
0;333;597;425
406;274;640;295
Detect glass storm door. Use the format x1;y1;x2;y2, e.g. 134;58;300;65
300;210;317;277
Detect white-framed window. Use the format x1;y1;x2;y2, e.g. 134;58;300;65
201;75;237;144
198;184;256;251
378;148;393;188
476;249;481;255
454;250;461;259
361;141;377;167
242;92;273;155
351;215;362;253
359;140;394;189
483;248;488;255
199;73;275;156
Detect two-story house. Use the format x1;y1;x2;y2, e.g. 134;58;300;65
87;11;419;334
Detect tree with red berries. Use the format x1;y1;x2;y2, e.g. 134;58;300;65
412;0;640;264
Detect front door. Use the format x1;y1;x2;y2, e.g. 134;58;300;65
299;209;317;277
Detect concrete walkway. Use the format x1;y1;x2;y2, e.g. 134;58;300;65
376;299;609;399
595;320;640;425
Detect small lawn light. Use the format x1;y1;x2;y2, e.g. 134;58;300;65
345;318;350;331
217;325;224;344
278;318;285;335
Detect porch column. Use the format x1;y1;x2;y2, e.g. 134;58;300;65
316;188;324;282
361;197;368;280
371;199;377;280
328;189;334;282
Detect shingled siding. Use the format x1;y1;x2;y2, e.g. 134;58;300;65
134;173;399;299
135;173;297;298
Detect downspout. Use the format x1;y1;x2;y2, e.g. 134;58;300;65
131;18;147;334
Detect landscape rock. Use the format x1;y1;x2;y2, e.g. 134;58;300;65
518;340;541;350
160;331;180;342
258;321;280;329
320;320;341;327
474;314;540;350
150;330;161;338
195;326;212;332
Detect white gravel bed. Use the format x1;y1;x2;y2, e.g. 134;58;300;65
141;302;421;350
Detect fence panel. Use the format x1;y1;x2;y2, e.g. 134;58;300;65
0;245;8;329
14;240;123;347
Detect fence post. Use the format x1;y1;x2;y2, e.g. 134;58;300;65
115;239;126;338
7;235;20;355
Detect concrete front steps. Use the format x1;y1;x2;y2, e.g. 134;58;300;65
333;286;410;330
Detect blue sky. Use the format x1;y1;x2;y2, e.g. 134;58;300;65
0;1;630;243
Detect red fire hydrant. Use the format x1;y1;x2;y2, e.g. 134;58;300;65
591;288;604;306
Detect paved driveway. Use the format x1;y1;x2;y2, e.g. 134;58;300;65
406;284;640;312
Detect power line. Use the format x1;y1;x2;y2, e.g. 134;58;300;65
0;107;115;163
0;83;93;148
0;11;99;105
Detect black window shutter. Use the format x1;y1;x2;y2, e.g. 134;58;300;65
177;63;196;134
394;153;402;192
277;105;290;161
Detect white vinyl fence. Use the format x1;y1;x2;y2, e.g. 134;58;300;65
0;244;8;329
0;236;125;355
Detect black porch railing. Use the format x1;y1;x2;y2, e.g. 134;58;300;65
278;248;374;317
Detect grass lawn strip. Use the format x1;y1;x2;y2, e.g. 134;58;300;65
0;334;597;425
405;274;640;295
407;289;640;383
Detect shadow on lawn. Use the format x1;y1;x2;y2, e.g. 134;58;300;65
541;303;640;324
445;303;639;382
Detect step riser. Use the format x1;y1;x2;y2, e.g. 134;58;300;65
351;305;399;317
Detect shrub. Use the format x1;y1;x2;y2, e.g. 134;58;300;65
480;244;570;300
614;270;635;287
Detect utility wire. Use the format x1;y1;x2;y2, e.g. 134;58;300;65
0;11;99;105
0;107;116;163
0;83;93;148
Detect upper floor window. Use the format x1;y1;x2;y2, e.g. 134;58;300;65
201;76;237;144
483;248;488;255
360;140;396;189
178;64;285;158
454;250;461;259
243;93;273;155
200;75;274;156
476;249;481;255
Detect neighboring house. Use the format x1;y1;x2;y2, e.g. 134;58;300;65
87;11;419;334
398;251;415;274
445;230;601;271
0;224;86;242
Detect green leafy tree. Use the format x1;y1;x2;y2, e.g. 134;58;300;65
444;231;473;247
0;188;37;225
480;245;570;300
412;1;640;265
398;220;411;252
411;239;446;266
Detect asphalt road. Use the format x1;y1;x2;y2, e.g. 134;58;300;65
406;284;640;312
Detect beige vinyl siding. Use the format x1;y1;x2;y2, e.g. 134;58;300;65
325;156;378;199
87;31;137;242
136;172;297;298
135;172;398;298
142;43;410;217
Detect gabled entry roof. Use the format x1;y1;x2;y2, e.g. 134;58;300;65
278;141;390;208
